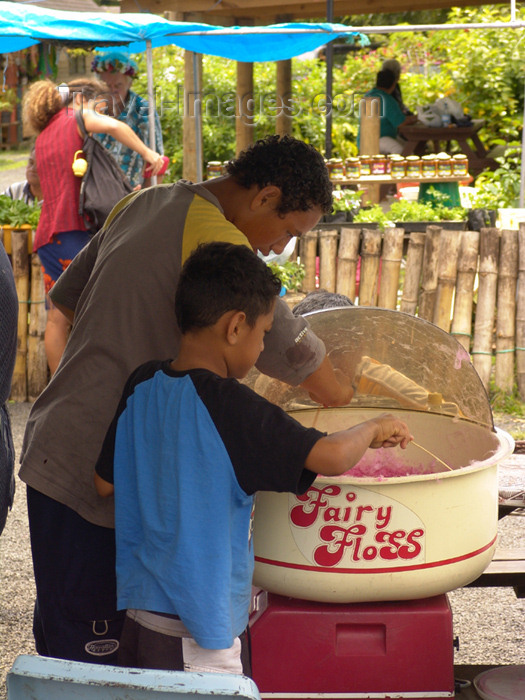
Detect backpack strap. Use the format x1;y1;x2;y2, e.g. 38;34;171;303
74;108;89;139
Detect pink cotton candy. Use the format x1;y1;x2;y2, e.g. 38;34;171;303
344;448;439;479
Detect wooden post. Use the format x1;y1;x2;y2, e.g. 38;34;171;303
299;230;318;293
495;229;518;392
28;253;48;400
359;228;382;306
359;96;380;205
378;227;404;310
318;229;338;292
183;50;203;182
276;59;292;137
400;230;425;315
451;230;480;352
432;229;461;332
10;229;29;402
472;228;500;389
516;223;525;398
236;61;254;156
336;227;360;302
418;225;442;322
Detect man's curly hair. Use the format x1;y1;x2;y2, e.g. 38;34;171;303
225;135;332;215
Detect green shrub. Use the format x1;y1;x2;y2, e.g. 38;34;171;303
0;195;41;228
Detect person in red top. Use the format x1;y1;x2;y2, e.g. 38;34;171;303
22;78;164;375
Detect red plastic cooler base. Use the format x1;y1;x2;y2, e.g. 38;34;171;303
249;591;454;700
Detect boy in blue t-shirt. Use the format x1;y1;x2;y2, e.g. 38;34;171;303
94;242;412;676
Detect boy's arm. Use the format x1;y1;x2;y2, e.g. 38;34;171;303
94;473;114;497
305;413;412;477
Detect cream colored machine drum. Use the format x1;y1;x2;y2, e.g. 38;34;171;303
245;307;514;603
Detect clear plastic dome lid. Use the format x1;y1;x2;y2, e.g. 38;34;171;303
244;306;493;430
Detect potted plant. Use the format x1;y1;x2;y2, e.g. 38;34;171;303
387;195;467;232
0;194;41;229
0;194;41;254
324;188;363;223
352;204;393;231
470;147;521;230
267;259;306;295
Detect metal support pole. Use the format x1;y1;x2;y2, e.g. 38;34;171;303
324;0;333;158
146;40;157;185
193;51;203;183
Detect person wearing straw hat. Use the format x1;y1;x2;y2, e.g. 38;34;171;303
92;51;164;188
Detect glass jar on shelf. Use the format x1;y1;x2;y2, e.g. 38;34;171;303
327;158;345;180
359;155;373;176
405;155;422;179
206;161;223;179
344;157;361;178
421;154;438;178
390;155;407;179
371;154;387;175
452;154;469;177
436;152;453;177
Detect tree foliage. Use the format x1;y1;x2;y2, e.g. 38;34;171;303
132;5;525;181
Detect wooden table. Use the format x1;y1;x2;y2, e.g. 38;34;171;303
398;119;496;175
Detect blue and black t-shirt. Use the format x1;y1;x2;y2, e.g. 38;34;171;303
95;360;323;649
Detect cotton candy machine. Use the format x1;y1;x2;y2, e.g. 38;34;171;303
245;307;514;700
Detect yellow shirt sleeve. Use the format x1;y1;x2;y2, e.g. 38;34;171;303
181;193;250;264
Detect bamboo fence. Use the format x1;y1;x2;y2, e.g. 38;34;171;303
3;221;525;401
298;221;525;398
1;225;47;402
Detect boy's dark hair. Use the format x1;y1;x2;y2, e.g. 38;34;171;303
176;242;282;334
225;135;333;215
376;69;396;91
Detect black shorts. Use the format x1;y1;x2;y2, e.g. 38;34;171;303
26;486;125;663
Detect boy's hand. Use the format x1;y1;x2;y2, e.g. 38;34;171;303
368;413;413;450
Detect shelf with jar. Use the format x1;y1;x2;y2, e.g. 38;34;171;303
326;153;471;186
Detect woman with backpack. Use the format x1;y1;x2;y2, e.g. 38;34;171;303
23;78;164;376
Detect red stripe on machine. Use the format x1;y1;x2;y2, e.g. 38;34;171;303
254;535;497;574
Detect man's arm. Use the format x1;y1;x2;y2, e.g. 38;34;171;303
94;473;114;497
300;356;354;407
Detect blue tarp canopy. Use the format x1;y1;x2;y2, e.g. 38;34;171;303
0;2;366;60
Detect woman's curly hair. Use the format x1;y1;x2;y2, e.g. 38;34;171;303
226;135;332;215
23;78;107;134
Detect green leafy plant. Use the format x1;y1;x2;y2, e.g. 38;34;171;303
332;188;363;213
352;204;392;231
0;195;41;228
388;197;467;223
472;146;521;210
268;260;305;292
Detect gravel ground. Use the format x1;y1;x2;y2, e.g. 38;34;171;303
1;403;524;699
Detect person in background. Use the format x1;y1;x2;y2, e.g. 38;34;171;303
0;243;18;536
381;59;413;116
91;51;164;189
292;290;353;316
2;146;43;205
22;78;164;376
94;241;412;675
359;69;417;155
20;134;353;666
